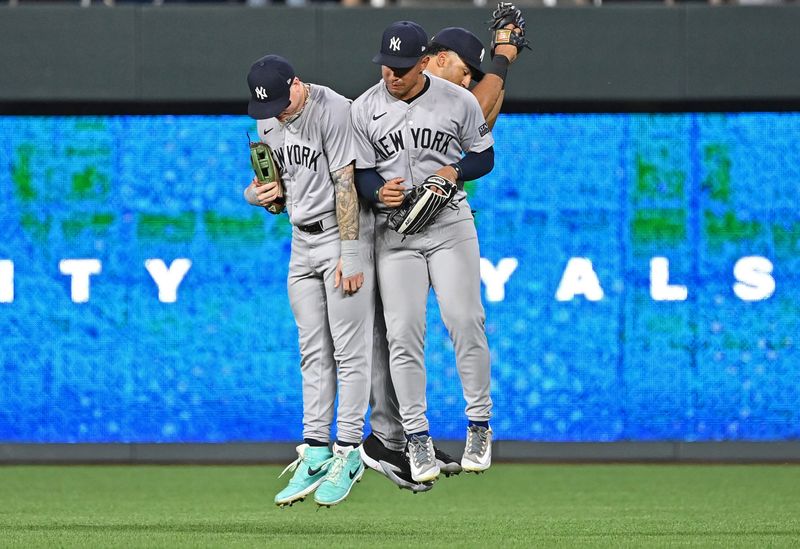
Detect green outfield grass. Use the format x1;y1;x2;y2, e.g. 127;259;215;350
1;464;799;547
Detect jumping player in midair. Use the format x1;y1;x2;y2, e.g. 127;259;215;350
351;21;495;484
359;11;528;491
243;54;373;507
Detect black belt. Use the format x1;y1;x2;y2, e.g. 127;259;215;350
296;213;337;235
297;220;326;234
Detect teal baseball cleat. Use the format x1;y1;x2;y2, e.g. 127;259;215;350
274;444;333;508
314;443;365;507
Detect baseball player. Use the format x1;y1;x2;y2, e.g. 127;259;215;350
425;25;521;130
351;21;495;483
359;21;527;490
243;54;373;507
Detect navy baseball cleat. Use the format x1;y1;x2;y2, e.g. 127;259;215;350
360;434;433;493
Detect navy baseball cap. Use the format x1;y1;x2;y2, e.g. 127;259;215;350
430;27;486;81
247;54;295;120
372;21;429;69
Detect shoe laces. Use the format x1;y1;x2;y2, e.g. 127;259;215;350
319;454;346;484
278;454;304;479
407;435;434;468
278;447;325;479
466;426;489;456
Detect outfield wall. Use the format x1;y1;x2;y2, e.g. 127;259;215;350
1;5;800;462
2;112;800;462
1;4;800;105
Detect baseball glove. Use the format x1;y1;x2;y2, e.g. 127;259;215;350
488;2;532;57
250;140;286;215
387;175;458;236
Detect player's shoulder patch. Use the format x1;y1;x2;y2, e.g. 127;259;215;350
479;122;490;137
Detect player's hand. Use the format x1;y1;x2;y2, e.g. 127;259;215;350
244;176;282;208
495;24;520;64
378;178;407;208
334;258;364;295
258;179;283;204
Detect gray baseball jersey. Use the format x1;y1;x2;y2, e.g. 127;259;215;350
257;85;354;227
350;74;493;197
257;83;372;445
351;74;493;437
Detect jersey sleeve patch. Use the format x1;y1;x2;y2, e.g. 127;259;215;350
479;122;490;137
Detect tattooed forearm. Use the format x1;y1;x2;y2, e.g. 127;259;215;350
332;162;359;241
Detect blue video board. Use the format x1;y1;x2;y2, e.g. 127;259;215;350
1;113;798;442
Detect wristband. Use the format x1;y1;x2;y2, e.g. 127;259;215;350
487;55;510;84
340;239;362;278
244;185;262;207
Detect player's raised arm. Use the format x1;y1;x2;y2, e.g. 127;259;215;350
481;3;531;127
426;4;530;129
426;28;508;129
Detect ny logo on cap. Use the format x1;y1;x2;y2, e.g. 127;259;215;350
389;37;401;52
254;86;268;100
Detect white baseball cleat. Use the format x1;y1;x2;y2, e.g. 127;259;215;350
461;425;492;473
406;434;440;483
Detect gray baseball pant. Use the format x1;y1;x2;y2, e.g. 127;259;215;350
367;292;406;452
288;210;374;444
373;200;492;435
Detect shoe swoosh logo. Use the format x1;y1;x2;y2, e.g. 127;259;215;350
379;460;429;490
372;112;387;121
349;468;360;480
307;465;324;476
381;462;401;474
